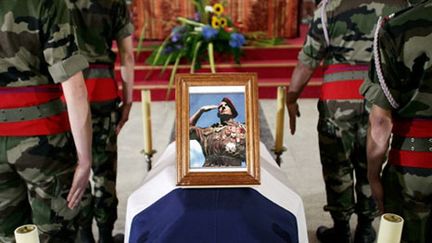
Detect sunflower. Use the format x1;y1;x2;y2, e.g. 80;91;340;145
219;17;228;28
213;3;224;16
211;16;221;29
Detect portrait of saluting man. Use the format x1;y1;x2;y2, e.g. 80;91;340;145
189;96;246;168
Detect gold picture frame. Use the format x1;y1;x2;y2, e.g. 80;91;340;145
176;73;260;186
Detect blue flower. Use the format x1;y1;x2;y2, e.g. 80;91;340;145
162;46;174;54
171;26;186;42
194;12;201;22
229;33;245;48
171;33;181;42
202;25;218;41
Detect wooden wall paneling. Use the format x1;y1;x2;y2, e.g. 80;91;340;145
132;0;299;40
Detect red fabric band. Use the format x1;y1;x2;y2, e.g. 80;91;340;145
392;119;432;138
0;85;62;109
323;63;369;75
85;77;119;102
320;64;368;100
389;149;432;169
88;63;113;69
320;80;364;100
0;112;70;136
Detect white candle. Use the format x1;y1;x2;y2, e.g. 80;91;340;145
141;90;153;154
14;224;39;243
274;86;286;152
377;213;404;243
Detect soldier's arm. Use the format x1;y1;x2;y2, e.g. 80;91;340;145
366;104;393;213
116;35;135;134
286;3;326;135
286;62;315;135
41;0;91;209
62;71;92;209
189;105;218;126
189;126;199;140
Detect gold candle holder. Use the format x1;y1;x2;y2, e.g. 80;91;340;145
143;149;157;171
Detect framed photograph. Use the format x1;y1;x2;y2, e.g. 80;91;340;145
176;73;260;186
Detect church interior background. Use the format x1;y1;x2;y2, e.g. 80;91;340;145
111;1;351;243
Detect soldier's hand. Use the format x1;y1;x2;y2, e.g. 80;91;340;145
286;102;300;135
201;105;218;112
369;179;384;214
67;162;91;209
116;102;132;135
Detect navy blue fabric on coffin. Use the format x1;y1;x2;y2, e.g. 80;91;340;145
129;188;298;243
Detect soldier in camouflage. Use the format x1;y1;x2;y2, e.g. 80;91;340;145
0;0;93;242
66;0;135;242
190;97;246;167
362;1;432;242
285;0;409;242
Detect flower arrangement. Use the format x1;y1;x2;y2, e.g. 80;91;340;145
145;0;246;95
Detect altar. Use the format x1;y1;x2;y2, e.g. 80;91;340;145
125;142;308;243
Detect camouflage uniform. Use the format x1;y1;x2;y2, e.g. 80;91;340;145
361;1;432;242
190;121;246;167
67;0;134;236
0;0;88;242
299;0;407;240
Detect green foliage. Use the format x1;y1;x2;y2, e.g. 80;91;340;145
137;0;282;98
141;1;246;97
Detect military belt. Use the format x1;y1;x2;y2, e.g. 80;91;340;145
320;64;368;100
0;99;65;123
388;118;432;168
392;135;432;153
84;63;114;79
84;67;114;79
323;70;368;83
323;63;369;73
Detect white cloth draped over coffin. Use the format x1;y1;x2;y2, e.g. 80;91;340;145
125;142;308;243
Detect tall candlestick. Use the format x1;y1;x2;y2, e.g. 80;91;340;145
377;213;404;243
14;225;40;243
274;86;286;152
141;90;153;154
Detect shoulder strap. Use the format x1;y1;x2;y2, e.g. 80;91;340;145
373;15;399;109
320;0;330;47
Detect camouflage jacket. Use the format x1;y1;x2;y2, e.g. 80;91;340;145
190;120;246;166
361;0;432;119
0;0;88;87
299;0;408;68
66;0;134;66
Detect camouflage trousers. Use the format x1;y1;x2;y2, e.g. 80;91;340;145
82;103;119;231
382;164;432;243
317;100;377;222
0;133;83;243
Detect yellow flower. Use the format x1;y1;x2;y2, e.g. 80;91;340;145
211;16;221;29
219;17;228;28
213;3;224;16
